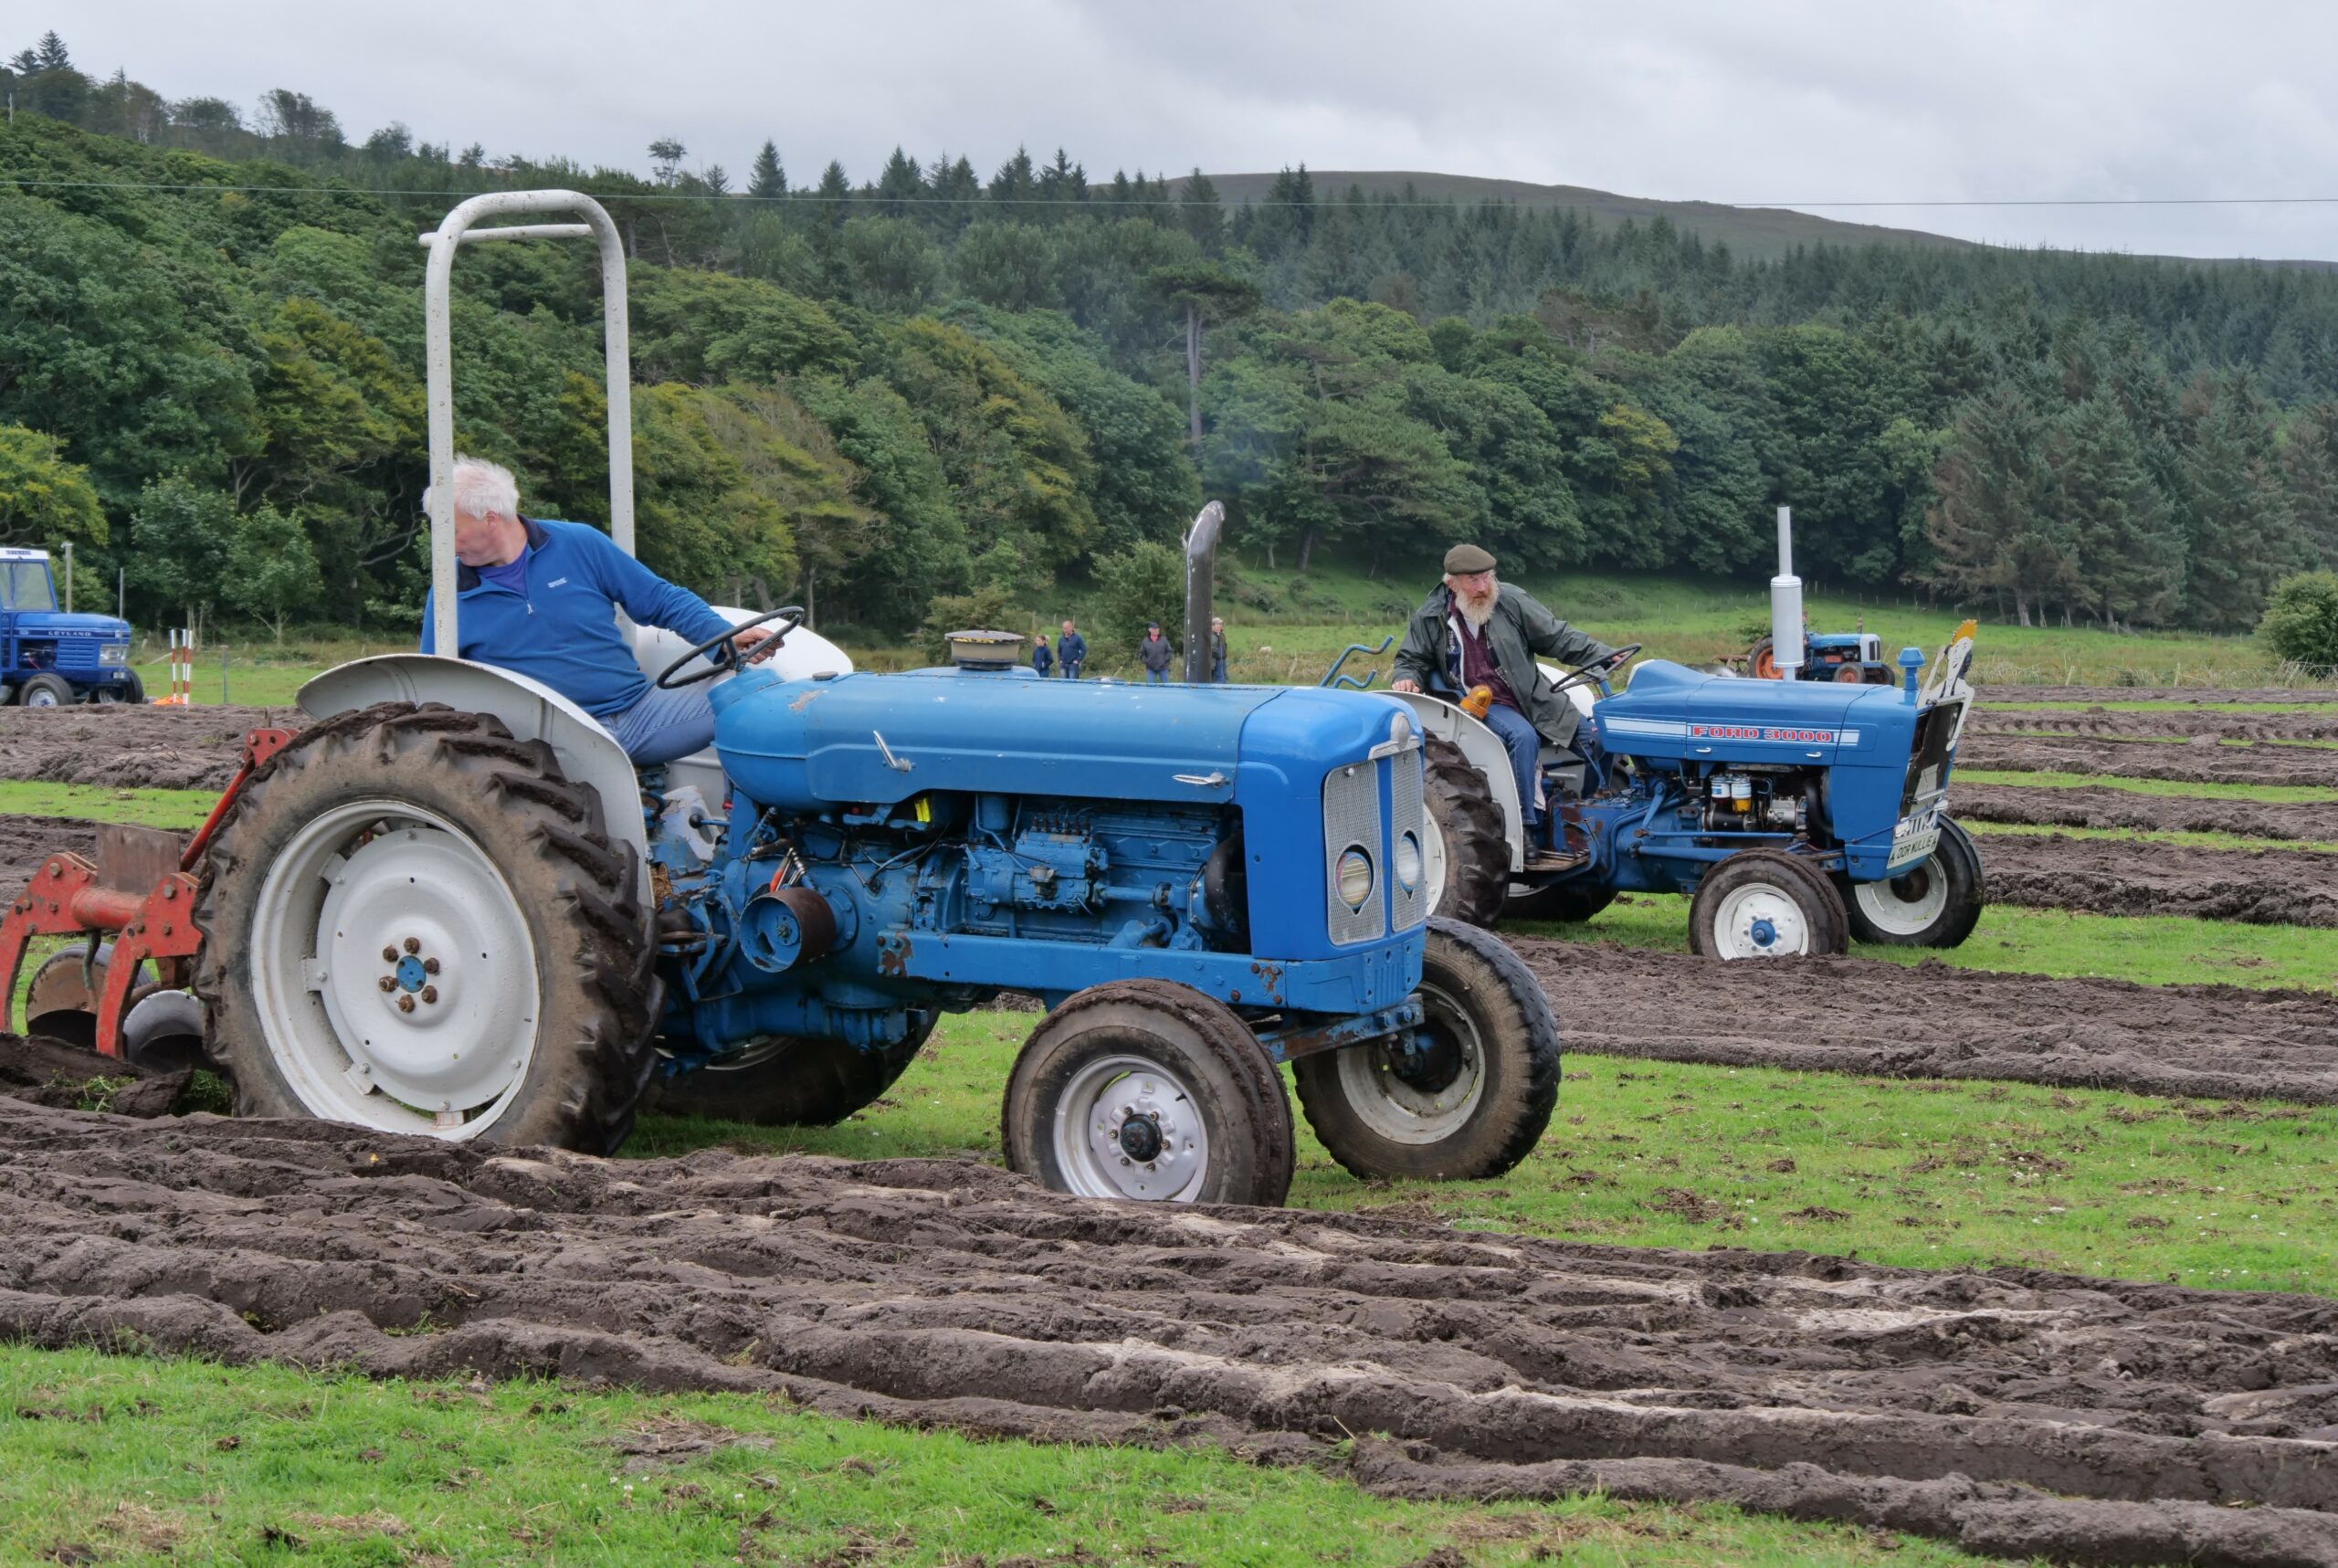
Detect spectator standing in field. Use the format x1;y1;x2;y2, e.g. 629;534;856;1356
1057;619;1086;679
1030;632;1053;677
1140;622;1174;684
1209;616;1229;683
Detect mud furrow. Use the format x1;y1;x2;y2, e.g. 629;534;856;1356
1;1099;2334;1565
1954;784;2335;842
1962;731;2338;788
0;703;291;792
1514;938;2338;1103
1976;831;2338;926
1982;686;2338;706
0;814;99;899
1977;709;2338;743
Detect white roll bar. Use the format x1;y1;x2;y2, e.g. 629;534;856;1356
418;192;635;658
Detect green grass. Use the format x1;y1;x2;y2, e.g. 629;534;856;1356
1963;818;2338;855
1514;891;2338;990
633;1010;2338;1297
1957;767;2338;804
0;779;218;830
0;1348;1999;1568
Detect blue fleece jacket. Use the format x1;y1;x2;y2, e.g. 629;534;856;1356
419;517;733;718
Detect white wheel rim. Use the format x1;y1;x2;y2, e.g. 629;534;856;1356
1419;809;1451;914
1853;858;1949;937
1052;1053;1211;1202
26;686;59;707
1710;879;1815;959
250;798;541;1138
1334;979;1487;1144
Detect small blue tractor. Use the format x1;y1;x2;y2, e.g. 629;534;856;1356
0;547;140;706
1355;510;1984;956
0;194;1559;1211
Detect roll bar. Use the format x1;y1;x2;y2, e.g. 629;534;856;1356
419;191;635;658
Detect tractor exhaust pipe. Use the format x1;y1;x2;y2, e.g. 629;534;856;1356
1183;500;1224;684
1770;506;1804;680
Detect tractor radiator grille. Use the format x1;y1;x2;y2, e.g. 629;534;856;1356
1322;760;1386;946
1389;750;1427;932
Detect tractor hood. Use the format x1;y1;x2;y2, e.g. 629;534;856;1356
1592;658;1922;764
713;666;1406;812
9;611;131;638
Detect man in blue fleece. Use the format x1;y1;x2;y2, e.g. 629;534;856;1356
419;456;774;764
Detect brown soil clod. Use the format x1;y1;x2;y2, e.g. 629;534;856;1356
1;1100;2334;1566
1976;707;2338;744
1954;784;2336;844
1975;832;2338;927
0;704;292;793
1961;731;2338;788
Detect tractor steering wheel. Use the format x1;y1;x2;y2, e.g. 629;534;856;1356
1548;643;1640;699
653;605;806;689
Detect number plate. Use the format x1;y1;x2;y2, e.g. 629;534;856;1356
1887;820;1941;870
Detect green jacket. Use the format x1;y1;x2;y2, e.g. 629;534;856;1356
1393;584;1614;747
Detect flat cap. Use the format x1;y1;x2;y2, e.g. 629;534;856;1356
1444;543;1497;574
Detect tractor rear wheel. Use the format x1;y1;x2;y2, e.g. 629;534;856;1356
1688;848;1849;960
1293;918;1560;1183
651;1011;937;1126
1003;979;1293;1207
1420;737;1508;927
1747;637;1783;679
1840;818;1985;949
194;701;658;1153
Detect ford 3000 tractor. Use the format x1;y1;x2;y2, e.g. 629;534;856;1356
0;193;1559;1212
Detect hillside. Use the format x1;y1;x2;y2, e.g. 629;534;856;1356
1195;169;1975;262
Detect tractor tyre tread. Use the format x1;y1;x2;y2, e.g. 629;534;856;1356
1002;978;1293;1207
651;1011;939;1127
1421;737;1509;928
193;700;658;1154
1688;848;1849;959
19;673;78;708
1293;917;1561;1183
1841;817;1985;949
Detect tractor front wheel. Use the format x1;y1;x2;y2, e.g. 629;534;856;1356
1839;818;1985;949
1003;980;1293;1206
652;1011;937;1126
1294;918;1560;1183
195;702;658;1152
1420;737;1508;927
1688;848;1849;960
19;674;76;708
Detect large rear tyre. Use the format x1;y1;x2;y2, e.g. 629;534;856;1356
1420;737;1508;928
1839;818;1985;949
1688;848;1849;960
194;701;658;1153
1293;918;1561;1183
652;1011;937;1126
1003;979;1293;1207
1503;879;1617;925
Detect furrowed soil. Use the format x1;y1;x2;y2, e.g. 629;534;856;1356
2;1098;2334;1566
0;703;291;791
1983;686;2338;705
1978;709;2338;743
1977;832;2338;927
1956;783;2337;842
1960;731;2338;787
0;814;97;893
1513;937;2338;1104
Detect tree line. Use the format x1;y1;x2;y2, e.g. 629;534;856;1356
5;28;2336;642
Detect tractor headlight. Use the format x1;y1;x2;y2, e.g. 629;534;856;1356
1334;846;1374;910
99;644;128;666
1393;831;1422;891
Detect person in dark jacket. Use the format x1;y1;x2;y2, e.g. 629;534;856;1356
419;455;774;764
1139;622;1174;683
1209;616;1229;682
1030;632;1053;677
1392;543;1616;868
1057;619;1086;679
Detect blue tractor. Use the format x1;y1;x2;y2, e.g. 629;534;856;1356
171;193;1561;1209
0;547;140;706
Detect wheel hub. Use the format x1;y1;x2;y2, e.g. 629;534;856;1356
1055;1055;1209;1202
1115;1110;1164;1163
1385;1026;1466;1094
1713;882;1811;959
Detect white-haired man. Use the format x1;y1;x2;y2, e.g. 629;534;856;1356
1392;543;1615;869
418;456;773;765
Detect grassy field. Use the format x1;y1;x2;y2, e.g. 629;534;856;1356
0;780;217;830
0;1347;1986;1568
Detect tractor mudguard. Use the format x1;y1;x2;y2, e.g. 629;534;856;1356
1388;667;1601;876
298;656;651;901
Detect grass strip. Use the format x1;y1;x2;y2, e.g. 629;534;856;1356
0;1347;1983;1568
1960;818;2338;855
1956;768;2338;804
0;780;217;830
632;1010;2338;1298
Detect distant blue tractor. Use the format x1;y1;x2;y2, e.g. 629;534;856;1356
169;191;1560;1211
0;547;140;706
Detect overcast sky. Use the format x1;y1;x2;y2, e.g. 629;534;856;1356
44;0;2338;261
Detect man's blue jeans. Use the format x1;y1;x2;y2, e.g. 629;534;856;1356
1145;668;1169;684
608;680;718;765
1481;700;1543;830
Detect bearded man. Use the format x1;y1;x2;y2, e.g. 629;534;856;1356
1391;544;1616;868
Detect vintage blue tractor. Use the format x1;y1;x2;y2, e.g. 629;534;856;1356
0;547;140;706
143;192;1563;1209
